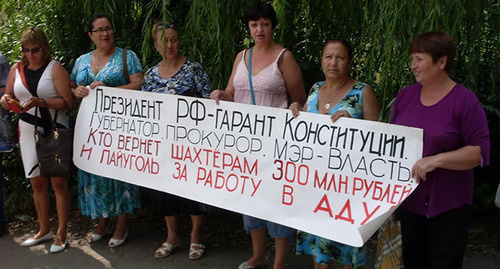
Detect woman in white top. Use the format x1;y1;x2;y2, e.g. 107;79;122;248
0;26;73;254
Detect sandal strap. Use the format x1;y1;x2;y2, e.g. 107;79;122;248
156;242;180;255
189;243;205;259
190;243;205;249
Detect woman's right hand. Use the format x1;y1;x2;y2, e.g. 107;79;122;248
0;94;13;110
74;85;90;99
289;102;302;118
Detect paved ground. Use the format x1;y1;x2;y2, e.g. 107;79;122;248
1;207;499;269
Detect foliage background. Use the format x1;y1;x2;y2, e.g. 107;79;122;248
0;0;498;216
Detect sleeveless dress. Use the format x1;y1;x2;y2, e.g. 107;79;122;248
14;60;69;178
71;47;143;218
233;49;288;108
232;48;293;239
296;81;367;267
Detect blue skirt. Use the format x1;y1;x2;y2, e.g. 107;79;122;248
78;169;140;219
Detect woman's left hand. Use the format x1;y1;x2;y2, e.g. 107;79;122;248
331;110;350;123
289;102;302;118
411;156;438;182
20;97;40;112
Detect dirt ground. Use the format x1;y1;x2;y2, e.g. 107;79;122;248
1;206;499;269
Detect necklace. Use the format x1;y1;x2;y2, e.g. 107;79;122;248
92;47;116;72
322;79;348;110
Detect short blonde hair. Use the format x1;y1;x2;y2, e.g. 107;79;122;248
20;26;51;66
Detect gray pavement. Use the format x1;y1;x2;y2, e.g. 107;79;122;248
0;208;499;268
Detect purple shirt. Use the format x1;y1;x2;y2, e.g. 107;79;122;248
391;83;490;217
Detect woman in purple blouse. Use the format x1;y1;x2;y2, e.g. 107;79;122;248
391;31;490;269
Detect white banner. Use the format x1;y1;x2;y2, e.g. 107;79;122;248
74;86;422;247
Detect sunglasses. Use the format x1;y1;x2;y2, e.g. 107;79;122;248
22;47;42;53
157;23;175;30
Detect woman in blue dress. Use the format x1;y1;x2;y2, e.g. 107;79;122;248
142;22;211;260
289;39;380;269
71;14;143;248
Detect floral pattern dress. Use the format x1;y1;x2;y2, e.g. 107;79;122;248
71;47;143;218
296;80;367;268
141;58;211;97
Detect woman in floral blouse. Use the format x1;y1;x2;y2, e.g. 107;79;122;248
142;22;210;260
289;39;380;269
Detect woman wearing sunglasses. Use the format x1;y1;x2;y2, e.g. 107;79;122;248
0;26;73;253
71;13;144;248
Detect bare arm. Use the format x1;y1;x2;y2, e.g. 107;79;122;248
47;62;73;110
280;51;306;105
115;72;144;90
361;85;380;121
412;145;481;181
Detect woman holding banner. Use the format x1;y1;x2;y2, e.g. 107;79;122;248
289;39;380;269
211;2;306;269
0;26;73;254
72;13;143;248
391;31;489;269
142;22;211;260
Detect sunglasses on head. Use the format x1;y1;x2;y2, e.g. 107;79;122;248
22;47;42;53
157;23;175;30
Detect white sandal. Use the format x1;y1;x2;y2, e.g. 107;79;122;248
108;230;128;248
188;243;205;260
89;222;112;242
154;242;180;258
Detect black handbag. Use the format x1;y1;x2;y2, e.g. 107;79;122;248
34;98;74;177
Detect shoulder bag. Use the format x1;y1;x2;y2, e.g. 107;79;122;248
122;48;130;84
34;98;74;177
